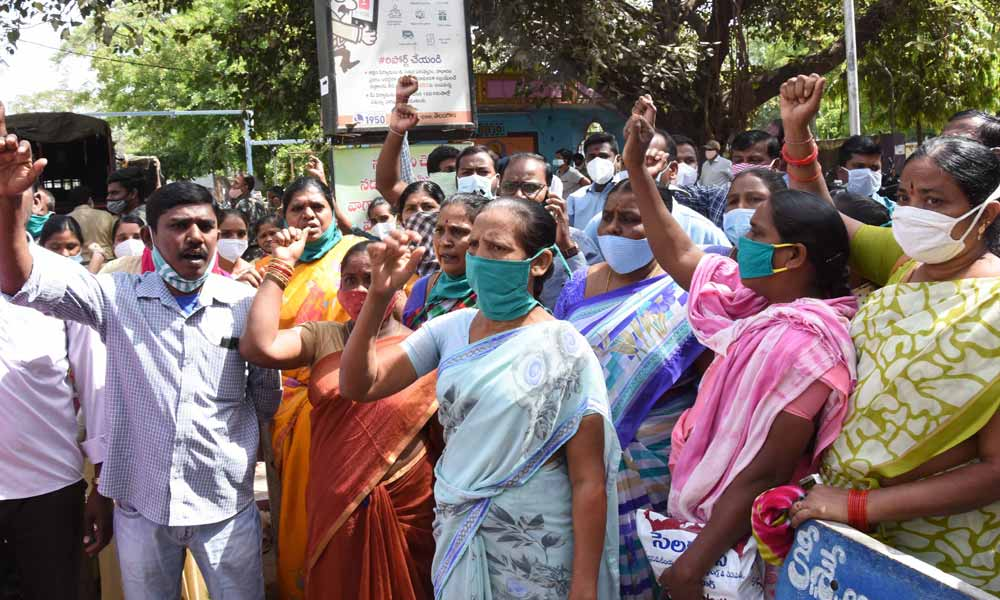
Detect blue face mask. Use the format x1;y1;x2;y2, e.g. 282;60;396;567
597;234;655;274
70;254;85;264
736;236;795;279
151;243;215;293
723;208;755;245
845;168;883;197
465;245;558;321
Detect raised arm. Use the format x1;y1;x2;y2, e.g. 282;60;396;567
339;229;422;402
780;74;864;239
624;97;704;290
375;76;420;208
240;227;315;369
0;102;47;294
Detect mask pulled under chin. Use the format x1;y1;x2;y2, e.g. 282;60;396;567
150;237;216;293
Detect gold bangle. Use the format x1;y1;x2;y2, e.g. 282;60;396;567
269;257;295;271
264;272;288;290
784;136;815;145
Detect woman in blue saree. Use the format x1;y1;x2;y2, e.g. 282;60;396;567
555;179;708;600
340;198;621;599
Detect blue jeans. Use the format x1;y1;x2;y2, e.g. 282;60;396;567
114;500;264;600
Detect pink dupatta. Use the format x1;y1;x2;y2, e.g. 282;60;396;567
667;254;857;523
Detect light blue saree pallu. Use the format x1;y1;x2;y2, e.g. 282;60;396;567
430;319;621;600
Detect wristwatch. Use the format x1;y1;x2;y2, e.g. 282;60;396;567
562;244;580;259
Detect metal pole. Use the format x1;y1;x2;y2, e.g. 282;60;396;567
249;139;326;146
843;0;862;135
243;116;254;176
84;110;246;117
84;109;257;175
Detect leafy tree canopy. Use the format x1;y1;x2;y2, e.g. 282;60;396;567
3;0;998;177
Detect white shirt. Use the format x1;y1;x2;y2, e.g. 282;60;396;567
0;296;107;499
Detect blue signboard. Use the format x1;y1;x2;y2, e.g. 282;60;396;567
776;520;992;600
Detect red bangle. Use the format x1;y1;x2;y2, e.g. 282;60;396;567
781;144;819;167
787;168;822;184
847;489;869;531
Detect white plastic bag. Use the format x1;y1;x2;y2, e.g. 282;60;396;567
636;509;764;600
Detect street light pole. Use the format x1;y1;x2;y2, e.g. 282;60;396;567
843;0;862;135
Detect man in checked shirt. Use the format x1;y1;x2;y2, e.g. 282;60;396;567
0;103;282;600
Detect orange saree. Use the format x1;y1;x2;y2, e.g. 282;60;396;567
304;336;439;599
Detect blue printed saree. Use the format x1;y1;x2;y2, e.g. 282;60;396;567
431;319;621;599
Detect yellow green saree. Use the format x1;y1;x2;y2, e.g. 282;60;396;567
821;259;1000;592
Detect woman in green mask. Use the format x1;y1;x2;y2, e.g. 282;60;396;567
340;198;622;599
622;100;858;600
266;175;366;598
401;193;489;329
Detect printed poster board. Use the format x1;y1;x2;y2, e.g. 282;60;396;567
332;141;470;228
316;0;477;136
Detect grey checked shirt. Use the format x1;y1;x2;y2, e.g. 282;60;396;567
11;245;282;526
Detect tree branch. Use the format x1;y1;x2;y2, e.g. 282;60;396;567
748;0;906;107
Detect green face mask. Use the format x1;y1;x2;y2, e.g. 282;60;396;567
26;213;50;239
465;245;557;321
736;236;795;279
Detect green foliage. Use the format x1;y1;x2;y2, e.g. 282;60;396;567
748;0;1000;140
6;0;999;168
859;0;1000;136
62;0;247;178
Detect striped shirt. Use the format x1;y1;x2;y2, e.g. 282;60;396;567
9;245;282;526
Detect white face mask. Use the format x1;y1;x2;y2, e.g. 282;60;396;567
217;238;249;263
892;199;998;264
676;162;699;187
587;157;616;185
456;173;496;198
553;158;565;168
114;238;146;258
371;220;396;240
846;168;883;197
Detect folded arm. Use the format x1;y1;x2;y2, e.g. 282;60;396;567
664;407;818;594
